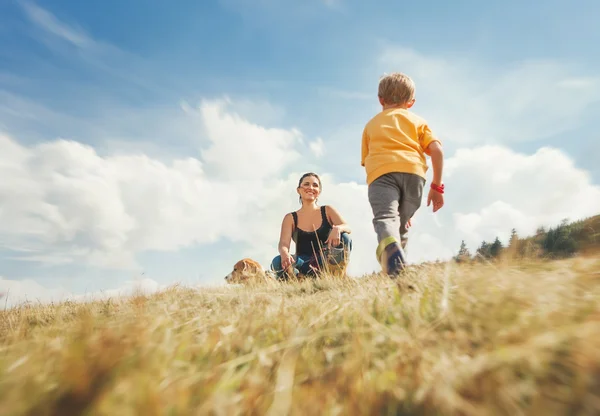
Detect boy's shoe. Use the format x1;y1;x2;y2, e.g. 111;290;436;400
377;239;406;277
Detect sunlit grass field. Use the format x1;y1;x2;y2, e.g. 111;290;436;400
1;256;599;415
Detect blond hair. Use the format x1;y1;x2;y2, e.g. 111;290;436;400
378;72;415;105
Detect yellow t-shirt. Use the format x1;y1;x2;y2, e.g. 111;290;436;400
361;108;440;185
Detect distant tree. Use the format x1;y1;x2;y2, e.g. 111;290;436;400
508;229;518;248
489;237;503;258
476;241;491;260
455;240;472;262
543;220;578;258
505;228;520;260
519;239;542;259
508;216;600;259
458;240;470;256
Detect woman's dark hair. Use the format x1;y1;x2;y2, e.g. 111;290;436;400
297;172;321;204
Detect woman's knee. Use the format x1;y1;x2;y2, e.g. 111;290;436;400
270;255;283;271
325;233;352;266
341;232;353;251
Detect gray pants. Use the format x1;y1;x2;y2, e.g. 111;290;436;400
368;172;425;262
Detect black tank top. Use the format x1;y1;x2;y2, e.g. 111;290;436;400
291;206;332;257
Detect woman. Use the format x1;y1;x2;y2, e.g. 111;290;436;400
271;172;353;279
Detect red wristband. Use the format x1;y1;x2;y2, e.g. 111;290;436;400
431;183;445;194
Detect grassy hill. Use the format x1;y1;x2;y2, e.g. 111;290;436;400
456;214;600;263
542;214;600;256
1;257;599;415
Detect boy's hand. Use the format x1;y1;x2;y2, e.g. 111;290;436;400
427;187;444;212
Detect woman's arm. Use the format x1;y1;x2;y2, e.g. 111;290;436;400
326;206;351;234
278;213;294;257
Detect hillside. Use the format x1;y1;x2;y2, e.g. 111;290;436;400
1;257;599;415
455;214;600;263
521;214;600;257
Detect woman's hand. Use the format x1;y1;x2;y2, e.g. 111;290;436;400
326;225;342;248
281;252;295;270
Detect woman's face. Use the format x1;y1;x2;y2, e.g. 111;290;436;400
298;175;321;201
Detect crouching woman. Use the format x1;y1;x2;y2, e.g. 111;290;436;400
271;172;353;279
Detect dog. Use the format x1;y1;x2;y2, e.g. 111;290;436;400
224;258;274;285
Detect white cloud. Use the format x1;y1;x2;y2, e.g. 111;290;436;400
379;47;600;145
199;98;302;180
309;137;325;158
1;142;215;268
0;277;71;309
0;90;204;162
211;97;287;127
20;0;90;47
0;97;309;272
0;275;165;309
1;92;599;305
406;145;600;259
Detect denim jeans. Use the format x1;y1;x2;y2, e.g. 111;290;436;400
270;232;352;280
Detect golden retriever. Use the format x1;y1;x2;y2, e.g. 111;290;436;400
224;258;274;285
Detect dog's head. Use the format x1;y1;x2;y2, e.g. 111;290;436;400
225;258;265;284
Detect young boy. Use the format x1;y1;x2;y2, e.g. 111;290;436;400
361;72;445;276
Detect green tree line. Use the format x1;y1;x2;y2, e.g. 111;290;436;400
454;215;600;263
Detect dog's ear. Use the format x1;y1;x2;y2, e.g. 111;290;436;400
241;261;248;272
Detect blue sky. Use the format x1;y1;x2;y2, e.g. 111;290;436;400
1;0;599;306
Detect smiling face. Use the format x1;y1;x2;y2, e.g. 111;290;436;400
297;174;321;203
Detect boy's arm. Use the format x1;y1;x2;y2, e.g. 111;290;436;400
427;141;444;186
426;141;444;212
419;123;443;184
361;128;369;166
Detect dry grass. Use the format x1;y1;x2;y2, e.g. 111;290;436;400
1;256;599;415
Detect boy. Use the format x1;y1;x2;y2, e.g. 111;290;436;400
361;72;445;276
